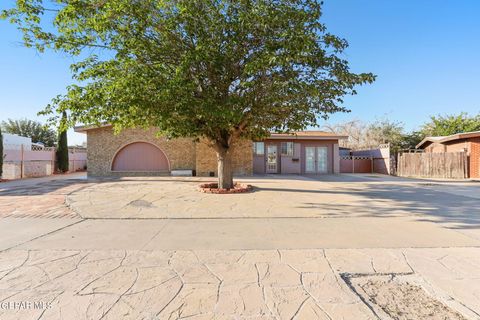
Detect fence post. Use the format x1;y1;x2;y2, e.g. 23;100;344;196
20;144;24;179
51;147;55;175
72;148;75;172
371;157;374;173
399;154;402;176
352;156;355;174
397;154;400;176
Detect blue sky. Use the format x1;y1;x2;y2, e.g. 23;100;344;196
1;0;479;145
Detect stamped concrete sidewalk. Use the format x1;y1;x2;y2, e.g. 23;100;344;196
0;248;479;320
1;174;480;319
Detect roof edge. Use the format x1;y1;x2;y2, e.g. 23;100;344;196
416;138;434;149
74;124;112;133
416;130;480;149
74;125;348;140
268;133;348;140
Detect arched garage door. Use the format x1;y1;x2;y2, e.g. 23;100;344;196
112;142;170;172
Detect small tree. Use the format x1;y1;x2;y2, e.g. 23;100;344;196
3;0;375;188
0;126;3;179
56;112;69;173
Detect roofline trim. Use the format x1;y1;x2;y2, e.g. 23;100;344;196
74;125;349;140
267;134;348;140
416;130;480;149
74;124;112;133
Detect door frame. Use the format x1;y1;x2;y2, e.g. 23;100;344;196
305;146;317;174
303;145;331;175
266;144;279;173
316;146;328;174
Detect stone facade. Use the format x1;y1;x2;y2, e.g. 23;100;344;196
195;139;253;176
85;126;252;177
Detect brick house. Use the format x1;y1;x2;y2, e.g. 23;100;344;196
75;125;347;177
416;130;480;178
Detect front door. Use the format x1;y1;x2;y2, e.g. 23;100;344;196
266;145;278;173
317;147;328;173
305;146;328;174
305;147;316;173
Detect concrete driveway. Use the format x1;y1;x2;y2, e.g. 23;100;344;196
1;174;480;319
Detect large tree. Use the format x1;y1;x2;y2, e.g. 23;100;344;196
3;0;374;188
1;119;56;147
420;112;480;137
324;118;423;154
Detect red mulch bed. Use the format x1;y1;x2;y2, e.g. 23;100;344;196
199;182;253;194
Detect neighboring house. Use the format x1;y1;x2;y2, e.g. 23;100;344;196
2;133;33;150
416;130;480;178
74;125;347;176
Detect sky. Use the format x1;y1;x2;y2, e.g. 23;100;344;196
0;0;479;145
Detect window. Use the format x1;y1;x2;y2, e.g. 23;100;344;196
253;142;264;155
281;142;294;156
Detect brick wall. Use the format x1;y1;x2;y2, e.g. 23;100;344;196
445;140;470;153
86;127;196;176
471;138;480;178
85;127;253;177
195;139;253;176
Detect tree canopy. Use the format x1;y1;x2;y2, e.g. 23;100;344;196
1;119;56;147
324;118;427;154
325;112;480;155
420;113;480;137
3;0;375;187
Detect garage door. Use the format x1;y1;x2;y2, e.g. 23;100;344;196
111;142;170;172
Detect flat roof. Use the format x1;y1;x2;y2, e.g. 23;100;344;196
75;125;348;140
268;131;348;140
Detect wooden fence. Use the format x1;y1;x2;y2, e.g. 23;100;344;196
397;152;468;179
340;156;373;173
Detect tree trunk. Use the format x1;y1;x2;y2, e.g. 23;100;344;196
217;148;234;189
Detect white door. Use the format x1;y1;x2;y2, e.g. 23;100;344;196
317;147;328;173
305;147;316;173
305;146;328;174
266;145;278;173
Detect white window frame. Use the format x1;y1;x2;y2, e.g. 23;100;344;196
253;142;265;155
281;142;294;156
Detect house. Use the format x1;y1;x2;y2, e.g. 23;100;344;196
74;125;347;176
252;132;347;175
416;130;480;178
2;133;33;150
